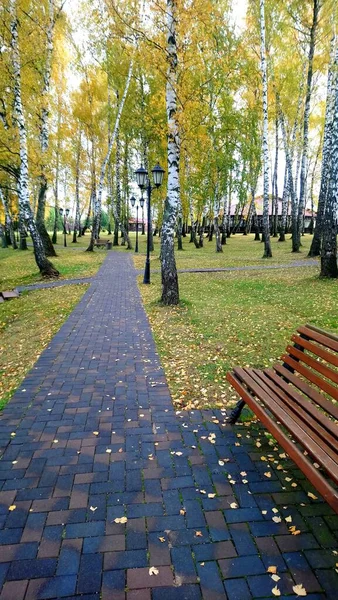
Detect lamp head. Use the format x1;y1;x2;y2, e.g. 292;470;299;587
140;196;145;209
59;208;64;216
130;196;136;208
135;165;148;190
152;163;165;188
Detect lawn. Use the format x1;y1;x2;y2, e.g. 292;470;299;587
0;284;88;410
0;242;105;288
139;265;338;411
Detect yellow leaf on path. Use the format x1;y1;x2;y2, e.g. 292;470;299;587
230;503;238;509
159;537;166;543
271;574;281;582
93;432;99;436
114;517;127;524
272;508;279;514
285;516;292;523
89;506;97;512
267;566;277;574
264;472;271;478
272;516;282;523
307;492;318;500
180;509;186;515
8;505;16;511
272;585;281;596
293;584;307;596
208;493;216;498
118;448;123;453
149;566;159;576
195;531;203;537
106;449;112;453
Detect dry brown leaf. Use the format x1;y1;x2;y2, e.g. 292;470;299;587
267;566;277;574
272;585;281;596
114;516;127;524
292;583;307;596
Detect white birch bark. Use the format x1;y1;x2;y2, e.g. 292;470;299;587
9;0;58;276
160;0;180;304
321;45;338;278
87;60;133;250
259;0;272;257
297;0;320;250
310;34;338;256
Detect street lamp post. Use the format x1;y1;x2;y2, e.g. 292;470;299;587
130;195;145;253
59;207;70;248
135;163;164;284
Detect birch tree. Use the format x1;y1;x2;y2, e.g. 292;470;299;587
259;0;272;257
9;0;59;277
160;0;180;305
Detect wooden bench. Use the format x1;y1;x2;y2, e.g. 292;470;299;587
226;324;338;513
94;239;110;249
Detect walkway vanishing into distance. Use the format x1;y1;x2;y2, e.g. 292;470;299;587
1;252;336;600
17;256;319;293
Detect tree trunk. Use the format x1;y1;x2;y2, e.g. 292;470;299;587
199;216;206;247
296;0;320;251
0;187;17;249
73;131;81;243
87;60;133;250
0;224;7;248
309;34;337;257
161;0;180;305
259;0;272;258
36;175;57;256
9;0;58;277
279;162;288;242
277;95;298;252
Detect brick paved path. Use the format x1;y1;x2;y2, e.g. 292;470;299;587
0;252;337;600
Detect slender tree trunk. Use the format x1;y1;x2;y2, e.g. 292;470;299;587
73;131;81;243
199;216;206;247
272;115;279;237
296;0;320;251
320;53;338;278
277;96;298;252
177;199;183;250
221;187;228;244
259;0;272;257
0;224;7;248
161;0;180;305
309;35;337;256
87;60;133;251
0;187;17;249
9;0;58;277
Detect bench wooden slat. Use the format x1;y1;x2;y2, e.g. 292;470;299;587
227;370;338;513
264;368;338;441
291;334;338;368
251;370;338;460
286;344;338;386
243;368;338;469
298;324;338;353
281;354;338;401
234;367;338;478
273;363;338;420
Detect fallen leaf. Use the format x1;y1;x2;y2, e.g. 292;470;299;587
176;452;183;456
307;492;318;500
159;537;166;543
285;516;292;523
230;502;238;509
90;506;97;512
264;472;271;478
118;448;123;453
272;585;281;596
272;516;282;523
114;517;127;524
180;509;186;515
208;493;216;498
195;531;203;537
292;583;307;596
267;566;277;574
271;574;281;582
106;449;112;454
8;505;16;511
149;566;159;576
93;431;99;436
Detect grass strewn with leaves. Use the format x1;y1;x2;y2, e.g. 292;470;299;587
128;233;318;271
0;284;88;410
140;267;338;411
0;244;105;288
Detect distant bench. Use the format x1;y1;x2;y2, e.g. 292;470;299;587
94;239;111;249
226;324;338;513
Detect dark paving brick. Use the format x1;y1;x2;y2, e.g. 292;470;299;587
0;252;336;600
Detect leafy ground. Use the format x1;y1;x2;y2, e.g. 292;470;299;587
0;285;88;410
0;243;105;288
139;265;338;411
130;232;317;270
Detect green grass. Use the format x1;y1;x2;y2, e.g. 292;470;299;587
0;242;105;288
0;284;88;410
139;265;338;410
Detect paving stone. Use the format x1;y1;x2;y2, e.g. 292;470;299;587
0;252;336;600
